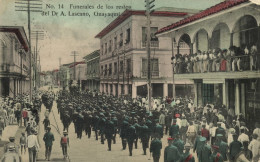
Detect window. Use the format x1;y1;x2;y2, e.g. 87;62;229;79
126;28;130;44
109;40;112;52
202;84;214;105
104;65;107;76
114;62;117;74
121;84;124;95
101;45;103;55
119;33;123;47
105;43;107;54
142;58;159;76
109;63;112;75
101;65;103;76
142;27;159;43
127;59;131;73
120;61;123;73
114;36;117;49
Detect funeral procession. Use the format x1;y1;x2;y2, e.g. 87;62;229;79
1;0;260;161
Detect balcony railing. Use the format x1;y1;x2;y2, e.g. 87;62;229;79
141;41;159;48
173;54;259;74
142;71;159;77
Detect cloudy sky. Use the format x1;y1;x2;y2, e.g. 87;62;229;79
0;0;222;71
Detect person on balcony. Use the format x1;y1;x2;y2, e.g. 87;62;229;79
212;50;217;72
208;50;214;72
250;44;257;71
192;53;197;73
202;51;208;73
220;50;227;72
215;50;222;72
197;51;203;73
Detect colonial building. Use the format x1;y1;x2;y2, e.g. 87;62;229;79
83;50;100;91
60;63;72;90
96;9;197;98
0;26;30;97
156;0;260;124
68;61;86;89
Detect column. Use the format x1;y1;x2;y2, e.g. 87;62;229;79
132;84;137;99
190;43;194;54
222;80;229;107
108;84;111;95
241;83;246;117
235;81;240;115
99;83;103;93
112;84;116;96
124;84;128;96
194;82;198;107
230;33;233;47
163;83;168;98
197;82;203;107
118;84;121;96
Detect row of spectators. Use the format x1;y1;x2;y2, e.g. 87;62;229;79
173;44;259;74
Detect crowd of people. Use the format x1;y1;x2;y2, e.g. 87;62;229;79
56;89;260;162
173;45;259;74
1;88;260;162
0;91;42;162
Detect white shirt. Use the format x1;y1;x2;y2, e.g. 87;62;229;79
248;139;260;157
228;134;233;146
253;128;260;140
27;134;39;149
238;133;249;143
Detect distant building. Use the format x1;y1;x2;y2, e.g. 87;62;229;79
0;26;30;97
68;61;86;89
83;50;100;91
60;63;72;90
96;9;197;98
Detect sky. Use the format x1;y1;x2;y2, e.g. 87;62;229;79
0;0;222;71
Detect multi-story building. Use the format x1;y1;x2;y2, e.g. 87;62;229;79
156;0;260;124
60;63;72;90
0;26;30;97
68;61;86;89
83;50;100;91
96;9;197;98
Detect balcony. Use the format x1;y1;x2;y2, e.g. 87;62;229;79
142;71;159;78
141;41;159;48
173;54;260;80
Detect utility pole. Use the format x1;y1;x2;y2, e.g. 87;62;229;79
70;51;78;80
32;30;44;90
145;0;155;112
15;0;42;101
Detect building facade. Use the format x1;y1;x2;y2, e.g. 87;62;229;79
83;50;100;91
0;26;30;98
156;0;260;124
96;10;196;98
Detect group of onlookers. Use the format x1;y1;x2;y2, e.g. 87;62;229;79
173;44;259;74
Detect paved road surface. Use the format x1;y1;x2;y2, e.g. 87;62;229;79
34;101;199;162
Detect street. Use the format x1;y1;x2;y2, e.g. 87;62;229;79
35;101;172;162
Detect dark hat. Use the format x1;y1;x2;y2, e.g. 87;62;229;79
9;137;15;140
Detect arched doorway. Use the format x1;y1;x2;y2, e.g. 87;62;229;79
178;34;191;55
210;23;230;50
233;15;258;48
193;29;208;53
